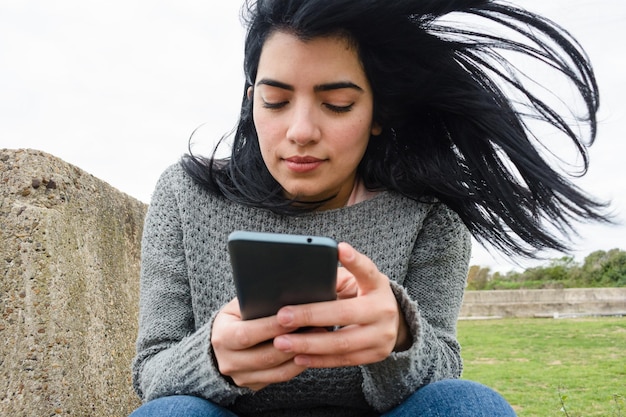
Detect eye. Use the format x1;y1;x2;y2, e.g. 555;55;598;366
262;100;288;110
325;103;354;114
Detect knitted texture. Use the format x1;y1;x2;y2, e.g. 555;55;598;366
132;163;471;416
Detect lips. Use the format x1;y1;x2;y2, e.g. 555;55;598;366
283;156;325;173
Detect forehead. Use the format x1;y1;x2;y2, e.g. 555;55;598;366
256;30;368;85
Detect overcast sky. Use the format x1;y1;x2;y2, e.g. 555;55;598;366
1;0;624;272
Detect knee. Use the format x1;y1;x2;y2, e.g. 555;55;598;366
129;395;225;417
402;379;517;417
421;379;503;397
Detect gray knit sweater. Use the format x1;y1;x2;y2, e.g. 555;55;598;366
132;163;471;416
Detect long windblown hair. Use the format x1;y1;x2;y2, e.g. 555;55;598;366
182;0;609;257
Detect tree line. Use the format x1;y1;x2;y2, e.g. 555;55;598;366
467;248;626;290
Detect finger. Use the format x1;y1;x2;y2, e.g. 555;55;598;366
337;242;387;294
215;317;297;350
214;301;298;351
275;326;394;368
336;267;358;299
274;325;362;355
216;340;298;378
277;296;384;330
275;322;395;356
293;349;388;369
230;359;308;391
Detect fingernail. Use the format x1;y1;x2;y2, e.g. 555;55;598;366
275;336;292;352
278;308;294;325
294;355;310;366
344;245;355;262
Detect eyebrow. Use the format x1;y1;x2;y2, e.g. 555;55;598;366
255;78;364;93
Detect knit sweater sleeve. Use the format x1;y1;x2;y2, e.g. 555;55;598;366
360;203;471;412
131;168;248;404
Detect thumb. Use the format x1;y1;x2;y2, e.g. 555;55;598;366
220;297;243;319
338;242;386;295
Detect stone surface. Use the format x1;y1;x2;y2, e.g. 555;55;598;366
460;287;626;319
1;149;146;416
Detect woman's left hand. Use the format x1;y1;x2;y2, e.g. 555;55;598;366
273;242;411;368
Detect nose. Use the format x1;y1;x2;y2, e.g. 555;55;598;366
286;101;321;146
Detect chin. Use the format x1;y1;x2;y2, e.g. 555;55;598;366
288;190;327;203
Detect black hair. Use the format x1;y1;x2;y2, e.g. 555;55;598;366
181;0;610;257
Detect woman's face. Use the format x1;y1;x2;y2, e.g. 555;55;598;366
250;31;381;210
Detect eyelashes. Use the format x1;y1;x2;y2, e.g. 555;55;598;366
261;100;288;110
261;100;354;114
324;103;354;114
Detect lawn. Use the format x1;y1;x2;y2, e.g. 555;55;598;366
457;317;626;417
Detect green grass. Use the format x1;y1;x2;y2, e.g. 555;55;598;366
457;317;626;417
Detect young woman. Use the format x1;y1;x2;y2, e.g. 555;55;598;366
130;1;608;416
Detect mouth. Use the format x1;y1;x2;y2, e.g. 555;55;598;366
283;156;326;173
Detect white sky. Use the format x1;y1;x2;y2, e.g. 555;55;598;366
1;0;624;272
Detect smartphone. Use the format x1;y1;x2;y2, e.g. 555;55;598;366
228;230;338;320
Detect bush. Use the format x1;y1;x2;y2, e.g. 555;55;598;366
469;249;626;289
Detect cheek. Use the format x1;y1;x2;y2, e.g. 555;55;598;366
253;115;275;153
254;121;281;171
337;120;371;151
253;107;282;143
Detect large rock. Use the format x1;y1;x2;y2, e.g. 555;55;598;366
1;149;147;416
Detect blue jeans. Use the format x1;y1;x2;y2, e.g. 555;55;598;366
129;379;517;416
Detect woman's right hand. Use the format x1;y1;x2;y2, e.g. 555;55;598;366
211;298;307;391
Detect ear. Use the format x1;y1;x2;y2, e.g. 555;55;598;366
247;86;254;100
371;122;382;136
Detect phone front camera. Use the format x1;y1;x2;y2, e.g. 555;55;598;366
307;238;313;243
